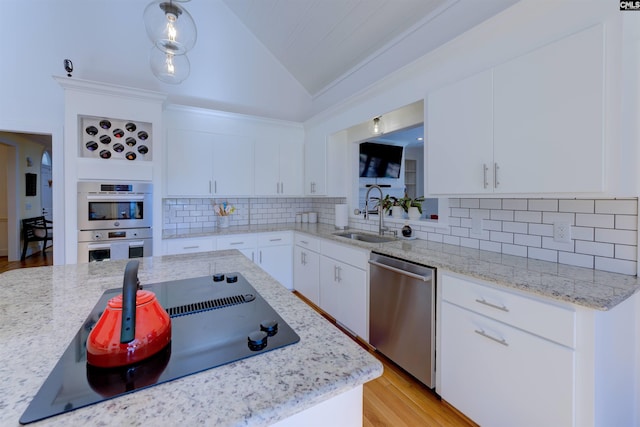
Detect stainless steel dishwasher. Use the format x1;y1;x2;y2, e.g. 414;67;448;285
369;252;436;388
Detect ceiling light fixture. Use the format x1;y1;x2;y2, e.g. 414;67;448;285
371;116;384;136
143;0;197;84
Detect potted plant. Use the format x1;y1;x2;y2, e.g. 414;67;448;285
374;195;401;217
398;195;425;220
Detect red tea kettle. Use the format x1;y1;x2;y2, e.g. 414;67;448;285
86;260;171;368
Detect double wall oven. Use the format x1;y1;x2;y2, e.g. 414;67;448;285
77;182;153;263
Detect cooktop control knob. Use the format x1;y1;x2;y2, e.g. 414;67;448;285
260;320;278;336
248;331;268;351
212;273;225;282
226;275;238;283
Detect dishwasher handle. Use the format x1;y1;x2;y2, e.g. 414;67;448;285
368;259;432;282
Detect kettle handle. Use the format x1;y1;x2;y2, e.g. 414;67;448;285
120;260;140;343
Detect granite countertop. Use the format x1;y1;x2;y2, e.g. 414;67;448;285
0;251;382;426
163;223;640;310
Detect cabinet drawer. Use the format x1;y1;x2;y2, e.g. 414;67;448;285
442;273;575;348
321;240;369;269
257;231;293;247
165;237;215;255
294;233;321;252
217;234;257;250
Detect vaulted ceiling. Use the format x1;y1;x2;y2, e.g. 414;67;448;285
221;0;519;98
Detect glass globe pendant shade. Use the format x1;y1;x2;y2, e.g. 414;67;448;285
149;46;190;84
144;0;197;55
371;116;384;135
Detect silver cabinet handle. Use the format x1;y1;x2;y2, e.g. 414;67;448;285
494;163;500;188
214;180;217;193
269;238;282;242
475;329;509;346
259;250;263;263
483;164;489;189
299;240;309;245
301;251;306;265
251;251;254;262
209;180;212;194
334;265;342;282
475;298;509;312
230;242;244;246
281;182;284;193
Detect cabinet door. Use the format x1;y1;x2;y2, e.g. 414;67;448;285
293;246;320;305
166;129;213;196
279;141;303;196
319;256;367;339
305;140;326;195
259;245;293;290
426;70;493;195
211;134;254;196
254;142;280;195
440;302;574;427
493;25;604;193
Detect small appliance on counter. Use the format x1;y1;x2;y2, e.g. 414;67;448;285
20;264;300;425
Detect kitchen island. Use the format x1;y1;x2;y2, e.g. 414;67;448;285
0;250;382;426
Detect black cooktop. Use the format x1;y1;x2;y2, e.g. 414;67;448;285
20;273;300;424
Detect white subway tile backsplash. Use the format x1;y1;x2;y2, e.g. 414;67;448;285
559;199;594;213
615;215;638;231
514;233;541;247
595;199;638;215
502;199;528;210
595;257;637;275
514;211;542;223
502;221;528;234
502;244;527;257
615;244;637;261
528;199;558;212
575;213;614;228
490;210;514;221
164;196;638;276
460;199;480;208
480;199;502;209
595;228;637;245
575;240;614;257
558;251;593;269
480;240;502;253
528;247;558;262
542;212;574;225
528;223;554;237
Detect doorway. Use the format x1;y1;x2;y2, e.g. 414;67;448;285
0;132;53;263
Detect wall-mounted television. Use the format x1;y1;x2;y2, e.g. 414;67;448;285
359;142;403;178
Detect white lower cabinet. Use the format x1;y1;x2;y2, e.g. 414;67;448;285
164;237;216;255
440;301;574;427
439;272;583;427
319;240;368;340
216;234;257;262
257;232;293;290
293;235;321;305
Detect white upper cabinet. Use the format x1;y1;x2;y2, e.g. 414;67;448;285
492;25;604;194
427;70;494;195
166;128;254;197
254;140;303;196
427;24;607;196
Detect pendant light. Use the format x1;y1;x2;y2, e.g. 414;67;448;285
143;0;197;54
371;116;384;135
143;0;197;84
149;46;190;84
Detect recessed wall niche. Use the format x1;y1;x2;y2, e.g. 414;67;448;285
80;116;152;161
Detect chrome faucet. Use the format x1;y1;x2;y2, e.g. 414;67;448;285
364;185;388;235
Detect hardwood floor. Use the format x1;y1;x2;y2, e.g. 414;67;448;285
0;251;53;274
293;292;476;427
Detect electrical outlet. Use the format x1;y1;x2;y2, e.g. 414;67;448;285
553;221;572;243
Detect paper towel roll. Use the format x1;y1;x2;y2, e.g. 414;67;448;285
335;204;348;229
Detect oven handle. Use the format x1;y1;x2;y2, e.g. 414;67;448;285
128;240;145;248
86;195;146;201
87;243;111;250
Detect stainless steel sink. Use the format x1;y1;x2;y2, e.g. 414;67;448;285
334;232;396;243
